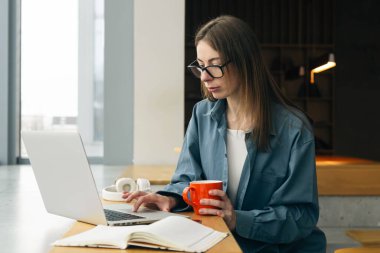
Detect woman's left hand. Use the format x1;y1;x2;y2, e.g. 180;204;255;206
199;189;236;231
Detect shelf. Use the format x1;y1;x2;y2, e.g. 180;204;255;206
261;44;335;49
291;97;333;101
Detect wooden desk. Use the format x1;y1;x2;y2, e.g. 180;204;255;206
120;157;380;196
50;205;242;253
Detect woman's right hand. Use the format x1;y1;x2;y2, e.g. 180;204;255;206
122;191;178;212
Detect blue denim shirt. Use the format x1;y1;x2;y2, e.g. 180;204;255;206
158;99;326;252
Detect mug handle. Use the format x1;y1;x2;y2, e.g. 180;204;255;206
182;186;197;207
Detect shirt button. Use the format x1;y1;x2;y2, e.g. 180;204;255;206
225;153;227;158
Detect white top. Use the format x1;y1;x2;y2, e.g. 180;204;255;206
226;129;248;206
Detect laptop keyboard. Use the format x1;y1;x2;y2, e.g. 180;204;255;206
104;209;144;221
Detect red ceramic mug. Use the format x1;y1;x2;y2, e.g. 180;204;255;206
182;180;223;215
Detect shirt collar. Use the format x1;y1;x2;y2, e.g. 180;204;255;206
207;99;278;136
208;99;227;122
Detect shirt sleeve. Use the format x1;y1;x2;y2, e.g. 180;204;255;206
235;138;320;244
157;104;204;212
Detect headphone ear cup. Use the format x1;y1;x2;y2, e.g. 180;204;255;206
136;178;151;192
115;178;138;192
102;185;124;201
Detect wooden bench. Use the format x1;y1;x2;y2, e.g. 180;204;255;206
119;165;175;185
335;248;380;253
346;230;380;247
316;156;380;196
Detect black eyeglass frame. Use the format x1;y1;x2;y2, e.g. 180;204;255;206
187;60;231;79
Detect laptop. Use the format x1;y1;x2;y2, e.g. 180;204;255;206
22;131;186;226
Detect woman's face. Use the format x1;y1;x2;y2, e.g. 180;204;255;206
196;40;241;101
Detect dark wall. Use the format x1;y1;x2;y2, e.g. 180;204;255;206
185;0;380;160
335;0;380;161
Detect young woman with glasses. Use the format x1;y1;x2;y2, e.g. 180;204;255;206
124;15;326;252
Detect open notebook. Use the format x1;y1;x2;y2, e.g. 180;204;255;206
54;216;228;252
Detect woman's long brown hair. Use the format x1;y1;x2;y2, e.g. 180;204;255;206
195;15;306;151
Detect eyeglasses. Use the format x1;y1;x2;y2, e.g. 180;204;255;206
187;60;231;79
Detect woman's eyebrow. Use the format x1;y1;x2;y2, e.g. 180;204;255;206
197;57;221;63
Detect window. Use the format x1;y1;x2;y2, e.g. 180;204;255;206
20;0;104;159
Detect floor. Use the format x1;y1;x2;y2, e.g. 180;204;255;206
0;165;363;253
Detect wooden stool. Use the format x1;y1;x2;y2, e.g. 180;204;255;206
335;248;380;253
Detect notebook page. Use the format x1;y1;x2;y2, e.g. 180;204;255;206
190;231;228;252
53;225;147;249
136;216;227;250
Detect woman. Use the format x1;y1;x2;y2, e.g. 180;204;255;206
123;15;326;252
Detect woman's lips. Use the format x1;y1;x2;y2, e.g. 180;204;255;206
207;87;220;92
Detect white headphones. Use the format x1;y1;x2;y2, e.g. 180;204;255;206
102;178;151;202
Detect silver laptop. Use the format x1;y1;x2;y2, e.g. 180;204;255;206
22;131;185;226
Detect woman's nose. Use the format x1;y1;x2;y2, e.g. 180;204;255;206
200;70;213;82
